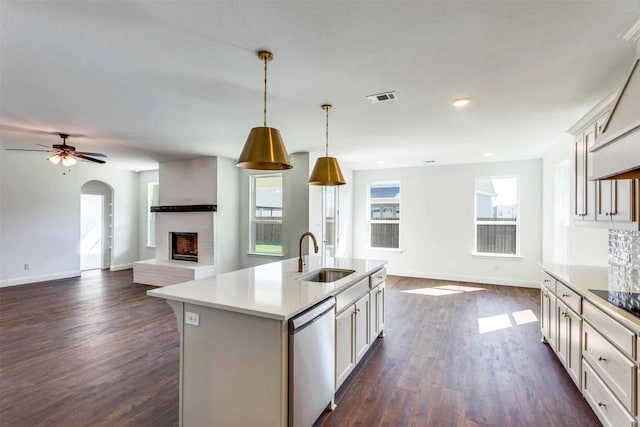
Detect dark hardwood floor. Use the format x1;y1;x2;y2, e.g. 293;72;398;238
0;271;599;426
0;270;179;427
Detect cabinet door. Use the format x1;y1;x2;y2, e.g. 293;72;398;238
548;292;558;351
368;288;377;344
354;294;369;363
557;300;581;388
376;284;385;335
575;136;587;219
598;180;635;222
335;308;354;389
584;127;597;221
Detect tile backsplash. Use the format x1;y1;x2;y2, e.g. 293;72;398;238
608;229;640;293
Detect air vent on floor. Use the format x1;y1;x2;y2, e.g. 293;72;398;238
366;91;398;104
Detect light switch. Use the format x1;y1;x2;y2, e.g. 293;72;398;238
185;311;200;326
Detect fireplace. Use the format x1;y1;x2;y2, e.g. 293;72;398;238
171;232;198;262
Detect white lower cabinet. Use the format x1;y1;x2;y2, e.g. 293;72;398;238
335;270;386;391
557;300;581;388
369;283;385;342
335;307;355;388
583;360;637;427
540;268;639;427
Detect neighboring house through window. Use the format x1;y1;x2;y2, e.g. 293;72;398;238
251;174;283;255
147;182;159;247
474;176;519;255
368;182;400;249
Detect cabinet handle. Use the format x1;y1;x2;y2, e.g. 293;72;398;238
561;294;570;298
543;279;551;283
605;212;610;216
597;402;606;408
355;308;360;314
598;356;606;362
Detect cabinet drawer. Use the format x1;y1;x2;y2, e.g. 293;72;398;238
541;272;556;294
336;277;369;314
369;268;386;289
583;360;637;427
557;281;582;314
583;322;637;413
584;299;636;358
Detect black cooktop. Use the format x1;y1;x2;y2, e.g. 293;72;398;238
590;289;640;319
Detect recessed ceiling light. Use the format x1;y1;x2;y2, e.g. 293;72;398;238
377;160;385;165
484;152;493;157
452;97;471;107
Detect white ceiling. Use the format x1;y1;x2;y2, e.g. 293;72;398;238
1;1;639;171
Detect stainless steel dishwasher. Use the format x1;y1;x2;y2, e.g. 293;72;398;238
289;297;336;427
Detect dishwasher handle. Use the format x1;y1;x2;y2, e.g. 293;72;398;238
289;297;336;334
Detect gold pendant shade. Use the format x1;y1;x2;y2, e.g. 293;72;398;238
237;126;292;170
308;104;346;186
237;51;292;170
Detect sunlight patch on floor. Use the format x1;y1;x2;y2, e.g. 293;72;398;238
512;309;538;325
478;314;512;334
401;285;486;297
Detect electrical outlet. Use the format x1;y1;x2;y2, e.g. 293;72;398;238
24;263;30;271
185;311;200;326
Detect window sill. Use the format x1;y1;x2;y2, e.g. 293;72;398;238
367;247;403;253
471;252;522;260
246;252;283;258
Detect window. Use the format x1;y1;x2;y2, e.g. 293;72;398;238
147;182;159;247
250;174;283;255
368;182;400;249
475;176;519;255
323;186;338;257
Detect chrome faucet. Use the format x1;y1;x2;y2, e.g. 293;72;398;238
298;232;319;272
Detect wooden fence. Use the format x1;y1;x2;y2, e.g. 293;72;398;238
476;224;516;254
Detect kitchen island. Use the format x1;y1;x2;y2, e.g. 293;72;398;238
148;256;386;427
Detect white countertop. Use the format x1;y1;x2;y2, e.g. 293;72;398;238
541;263;640;334
147;256;387;321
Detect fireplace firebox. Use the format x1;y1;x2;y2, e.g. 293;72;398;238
171;232;198;262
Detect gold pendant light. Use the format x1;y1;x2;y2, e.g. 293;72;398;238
309;104;346;186
237;50;292;170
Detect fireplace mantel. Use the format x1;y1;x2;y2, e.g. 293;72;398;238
151;205;217;213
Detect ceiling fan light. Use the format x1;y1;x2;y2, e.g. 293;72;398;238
62;155;77;167
48;154;62;165
237;127;292;170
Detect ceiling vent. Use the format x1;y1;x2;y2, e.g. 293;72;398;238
367;91;398;104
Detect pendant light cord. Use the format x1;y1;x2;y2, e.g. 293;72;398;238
325;107;329;157
263;57;268;127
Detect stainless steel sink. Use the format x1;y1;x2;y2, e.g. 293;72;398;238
298;268;355;283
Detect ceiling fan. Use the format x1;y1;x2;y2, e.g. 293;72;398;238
5;132;107;166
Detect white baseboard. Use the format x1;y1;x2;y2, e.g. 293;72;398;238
0;270;81;288
110;263;133;272
387;270;540;289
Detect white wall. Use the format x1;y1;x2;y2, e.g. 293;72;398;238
0;149;139;286
159;157;217;205
215;157;240;273
137;170;159;261
353;159;543;287
239;153;310;268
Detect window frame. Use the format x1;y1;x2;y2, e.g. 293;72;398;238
147;182;159;247
249;173;284;256
473;175;521;257
367;181;401;250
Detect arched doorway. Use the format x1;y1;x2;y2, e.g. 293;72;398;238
81;180;113;270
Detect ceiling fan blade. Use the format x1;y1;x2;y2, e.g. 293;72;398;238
75;151;107;158
5;148;55;153
73;153;106;164
37;144;54;149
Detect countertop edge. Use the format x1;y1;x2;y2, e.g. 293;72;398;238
147;259;387;322
540;264;640;334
